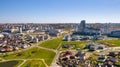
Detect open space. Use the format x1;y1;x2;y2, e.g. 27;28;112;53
21;60;46;67
0;47;56;66
0;60;23;67
39;37;63;49
59;41;89;50
97;39;120;47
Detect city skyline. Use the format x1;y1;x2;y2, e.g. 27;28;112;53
0;0;120;23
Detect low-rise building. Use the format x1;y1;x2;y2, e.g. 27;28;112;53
108;30;120;38
85;43;106;51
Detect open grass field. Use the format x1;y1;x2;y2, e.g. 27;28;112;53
97;39;120;47
115;61;120;66
0;47;56;66
60;40;89;50
21;60;46;67
39;36;89;50
0;60;23;67
39;37;63;49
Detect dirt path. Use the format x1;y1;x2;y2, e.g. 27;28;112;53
18;59;26;67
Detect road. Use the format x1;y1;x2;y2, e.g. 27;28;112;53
36;46;57;53
51;51;60;67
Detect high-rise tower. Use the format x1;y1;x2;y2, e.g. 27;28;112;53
104;23;108;34
79;20;86;32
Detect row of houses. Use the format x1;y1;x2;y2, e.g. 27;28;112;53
57;49;87;67
85;42;107;51
108;30;120;38
25;34;49;43
96;51;120;67
63;35;104;41
57;50;120;67
26;29;64;37
0;33;32;52
0;32;51;52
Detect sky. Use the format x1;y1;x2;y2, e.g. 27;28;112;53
0;0;120;23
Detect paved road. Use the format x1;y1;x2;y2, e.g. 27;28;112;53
51;51;60;67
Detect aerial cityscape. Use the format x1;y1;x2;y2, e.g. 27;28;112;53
0;0;120;67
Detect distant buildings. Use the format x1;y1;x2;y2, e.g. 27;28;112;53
47;29;63;37
2;29;11;33
108;30;120;38
79;20;86;32
63;34;103;41
19;27;22;33
74;20;101;36
104;23;109;34
64;35;71;41
2;27;22;34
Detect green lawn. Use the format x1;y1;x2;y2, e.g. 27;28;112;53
0;47;56;66
115;61;120;66
60;40;89;50
39;36;88;50
0;60;23;67
97;39;120;47
21;60;46;67
39;37;63;49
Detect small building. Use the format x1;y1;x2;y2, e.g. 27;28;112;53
75;49;86;61
64;35;71;41
47;29;62;37
0;47;6;52
21;45;28;49
85;43;106;51
98;55;106;61
108;30;120;38
32;38;39;43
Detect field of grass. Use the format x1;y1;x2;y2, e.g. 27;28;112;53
39;37;63;49
0;47;56;66
60;40;89;50
97;39;120;47
115;61;120;66
0;60;22;67
21;60;46;67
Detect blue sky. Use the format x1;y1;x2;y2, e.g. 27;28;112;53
0;0;120;23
